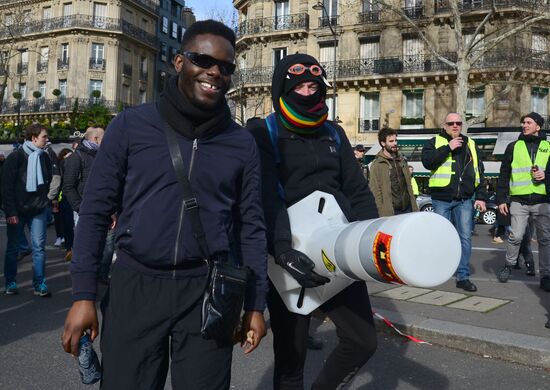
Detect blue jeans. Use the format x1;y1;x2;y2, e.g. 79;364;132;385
432;198;474;281
4;209;48;286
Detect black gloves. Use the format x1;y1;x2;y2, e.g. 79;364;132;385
275;249;330;288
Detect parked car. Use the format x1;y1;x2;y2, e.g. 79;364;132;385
414;192;498;225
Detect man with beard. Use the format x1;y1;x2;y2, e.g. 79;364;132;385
62;20;267;389
369;127;418;216
422;112;487;292
496;112;550;293
247;53;378;390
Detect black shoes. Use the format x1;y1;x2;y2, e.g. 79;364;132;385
540;276;550;292
525;262;536;276
456;279;477;292
498;265;512;283
306;335;324;350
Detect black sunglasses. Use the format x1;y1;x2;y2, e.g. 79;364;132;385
181;51;236;76
446;121;463;126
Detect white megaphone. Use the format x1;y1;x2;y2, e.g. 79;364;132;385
268;191;461;315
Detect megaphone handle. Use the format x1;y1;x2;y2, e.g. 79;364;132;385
297;287;305;309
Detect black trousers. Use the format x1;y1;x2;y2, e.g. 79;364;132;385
100;264;233;390
268;281;378;390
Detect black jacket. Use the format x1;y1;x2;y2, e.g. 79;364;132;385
71;103;268;310
422;131;487;202
496;132;550;205
1;147;52;217
247;119;378;258
62;142;97;213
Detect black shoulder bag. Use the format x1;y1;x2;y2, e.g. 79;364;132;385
162;122;250;344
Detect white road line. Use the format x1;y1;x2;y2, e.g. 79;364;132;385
473;246;539;254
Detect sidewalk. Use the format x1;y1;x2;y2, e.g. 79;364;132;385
367;224;550;368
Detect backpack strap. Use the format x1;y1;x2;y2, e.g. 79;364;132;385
265;113;280;163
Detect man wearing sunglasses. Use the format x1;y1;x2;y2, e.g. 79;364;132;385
247;53;379;390
422;113;487;292
62;20;268;389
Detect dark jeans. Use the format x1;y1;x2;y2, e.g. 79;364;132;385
59;197;74;250
268;281;377;390
100;264;232;390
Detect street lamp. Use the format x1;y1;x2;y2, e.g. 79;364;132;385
313;1;337;120
16;48;27;138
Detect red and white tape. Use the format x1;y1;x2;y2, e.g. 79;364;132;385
372;311;431;345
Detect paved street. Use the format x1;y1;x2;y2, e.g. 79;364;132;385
1;224;550;389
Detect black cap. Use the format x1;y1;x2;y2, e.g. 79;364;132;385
355;144;365;152
521;112;545;128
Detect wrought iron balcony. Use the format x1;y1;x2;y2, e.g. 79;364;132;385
16;62;28;74
36;61;48;73
403;6;424;19
129;0;159;14
319;15;338;28
0;15;157;48
359;119;380;133
89;58;106;71
123;63;133;77
435;0;549;13
236;13;309;39
0;97;131;115
57;58;69;71
359;11;381;24
232;66;274;86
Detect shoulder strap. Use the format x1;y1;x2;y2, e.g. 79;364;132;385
160;121;211;261
265;113;280;163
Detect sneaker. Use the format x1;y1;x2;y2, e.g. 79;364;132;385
5;281;18;295
540;276;550;292
54;237;63;247
498;265;512;283
17;250;32;262
492;236;504;244
34;282;51;297
64;250;72;262
525;262;536;276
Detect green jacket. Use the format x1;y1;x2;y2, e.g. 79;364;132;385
369;150;419;216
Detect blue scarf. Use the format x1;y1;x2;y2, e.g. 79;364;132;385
82;139;100;151
22;141;44;192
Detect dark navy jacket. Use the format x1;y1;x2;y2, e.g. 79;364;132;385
70;103;268;311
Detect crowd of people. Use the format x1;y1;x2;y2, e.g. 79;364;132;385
0;18;548;389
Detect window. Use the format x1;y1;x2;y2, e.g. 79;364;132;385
142;18;149;33
273;48;287;67
466;88;485;117
140;90;147;104
323;0;338;17
23;10;31;33
160;43;167;62
5;13;13;27
532;87;549;117
61;43;69;63
21;50;28;65
59;79;67;96
360;38;379;59
326;95;337;121
91;43;104;62
532;32;548;52
38;81;47;109
402;89;424;123
171;22;178;39
89;79;103;100
463;31;484;63
319;44;337;63
19;83;27;100
38;47;49;72
42;7;52;20
360;92;380;132
63;3;73;27
402;36;424;71
275;0;289;30
162;17;169;34
170;47;178;63
93;2;107;28
321;0;338;26
180;27;186;42
125;9;133;22
140;56;147;79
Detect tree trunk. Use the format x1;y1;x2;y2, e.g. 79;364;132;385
455;57;470;133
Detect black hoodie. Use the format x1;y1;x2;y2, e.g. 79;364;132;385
497;132;550;205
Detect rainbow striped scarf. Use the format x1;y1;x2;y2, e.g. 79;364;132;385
278;97;328;134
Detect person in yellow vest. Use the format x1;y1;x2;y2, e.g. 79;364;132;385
408;165;420;196
496;112;550;293
422;112;487;292
369;128;418;216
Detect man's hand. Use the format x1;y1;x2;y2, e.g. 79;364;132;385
6;216;18;225
448;137;463;151
62;300;98;356
240;311;266;354
275;249;330;288
474;200;486;213
109;214;117;230
498;203;509;216
534;168;545;181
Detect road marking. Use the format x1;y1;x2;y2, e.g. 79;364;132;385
473;246;538;254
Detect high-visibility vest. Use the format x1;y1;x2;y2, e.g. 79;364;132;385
509;140;550;196
429;135;480;188
411;177;419;196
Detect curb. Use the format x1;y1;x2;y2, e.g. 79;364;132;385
372;308;550;369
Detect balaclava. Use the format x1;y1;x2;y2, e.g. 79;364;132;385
271;53;330;134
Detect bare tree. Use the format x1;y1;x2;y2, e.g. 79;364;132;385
370;0;550;131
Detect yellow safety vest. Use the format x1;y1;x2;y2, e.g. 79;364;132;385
429;135;480;188
509;140;550;196
411;177;419;196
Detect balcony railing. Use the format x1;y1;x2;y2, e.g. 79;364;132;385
17;62;28;74
403;6;424;19
236;13;309;38
123;63;133;77
130;0;159;13
359;11;381;23
359;118;380;133
36;61;48;73
435;0;549;13
319;15;338;28
89;58;106;70
0;15;157;48
232;66;274;86
57;58;69;71
0;97;131;115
